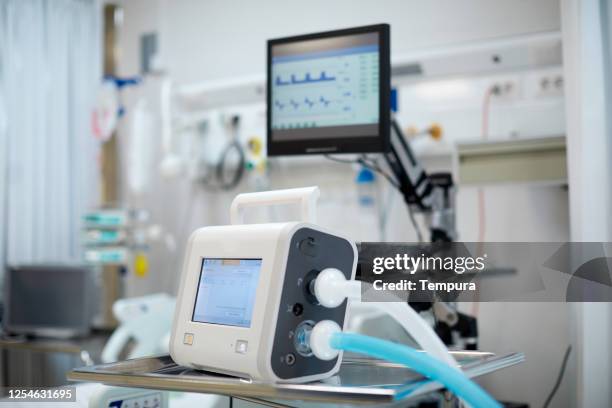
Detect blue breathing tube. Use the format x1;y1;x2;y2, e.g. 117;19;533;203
330;332;501;408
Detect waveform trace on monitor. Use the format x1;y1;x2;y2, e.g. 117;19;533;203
271;52;378;129
275;71;336;86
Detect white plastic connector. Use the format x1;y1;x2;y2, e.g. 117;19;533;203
312;269;459;369
314;268;358;307
310;320;341;361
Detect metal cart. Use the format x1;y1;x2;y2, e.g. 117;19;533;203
68;351;524;407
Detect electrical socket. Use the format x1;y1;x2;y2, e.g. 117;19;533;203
490;79;520;102
537;74;564;98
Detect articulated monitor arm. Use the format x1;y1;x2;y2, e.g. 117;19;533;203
376;119;468;348
383;119;457;242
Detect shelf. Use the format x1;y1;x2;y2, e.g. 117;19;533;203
456;135;567;185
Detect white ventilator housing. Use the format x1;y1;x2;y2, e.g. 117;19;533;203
170;187;357;382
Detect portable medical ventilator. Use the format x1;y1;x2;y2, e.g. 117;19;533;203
170;186;357;382
169;186;500;407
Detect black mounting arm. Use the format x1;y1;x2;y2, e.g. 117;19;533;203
383;118;457;242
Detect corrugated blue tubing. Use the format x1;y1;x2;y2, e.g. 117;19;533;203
330;332;501;408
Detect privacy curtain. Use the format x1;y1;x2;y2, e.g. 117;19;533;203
0;0;101;274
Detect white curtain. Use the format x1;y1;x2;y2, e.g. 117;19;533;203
0;0;100;271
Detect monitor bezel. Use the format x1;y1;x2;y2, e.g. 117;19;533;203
267;24;390;156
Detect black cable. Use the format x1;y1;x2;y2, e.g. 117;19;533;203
216;140;245;190
324;154;399;188
358;155;423;241
357;156;400;189
324;154;358;164
542;345;572;408
406;204;423;243
325;155;424;242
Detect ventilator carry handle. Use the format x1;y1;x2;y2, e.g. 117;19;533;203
230;186;320;225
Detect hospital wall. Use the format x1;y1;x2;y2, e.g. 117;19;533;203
112;0;572;406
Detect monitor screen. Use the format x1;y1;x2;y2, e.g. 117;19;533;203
4;265;92;336
267;24;390;155
192;258;262;328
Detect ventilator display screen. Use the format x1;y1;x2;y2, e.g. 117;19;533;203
192;258;262;328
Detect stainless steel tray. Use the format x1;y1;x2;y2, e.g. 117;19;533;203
68;351;524;406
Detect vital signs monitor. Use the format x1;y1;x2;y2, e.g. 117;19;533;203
267;24;390;155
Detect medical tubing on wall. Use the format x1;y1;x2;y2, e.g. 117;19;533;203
321;271;457;368
330;332;501;408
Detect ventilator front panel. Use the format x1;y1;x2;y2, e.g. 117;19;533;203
270;227;355;379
